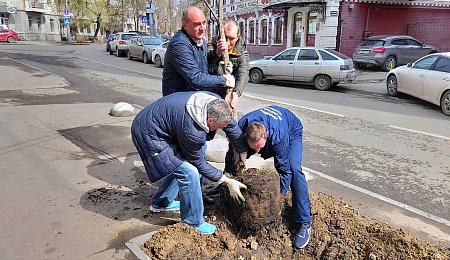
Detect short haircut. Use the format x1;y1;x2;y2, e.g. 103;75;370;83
245;122;267;144
224;20;240;32
207;99;232;123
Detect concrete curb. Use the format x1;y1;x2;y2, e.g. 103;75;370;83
125;231;156;260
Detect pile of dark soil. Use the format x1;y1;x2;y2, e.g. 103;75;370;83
141;168;450;259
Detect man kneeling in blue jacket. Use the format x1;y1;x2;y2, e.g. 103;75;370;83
131;91;247;234
225;106;312;248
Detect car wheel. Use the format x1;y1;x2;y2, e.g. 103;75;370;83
354;62;366;70
155;55;163;68
314;75;331;91
116;48;120;57
7;37;16;43
441;90;450;116
106;45;110;52
382;56;396;72
143;53;150;64
386;74;398;96
109;48;114;55
127;50;133;60
249;69;264;84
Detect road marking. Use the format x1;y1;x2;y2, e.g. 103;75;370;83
389;125;450;141
243;93;345;117
303;166;450;227
77;57;163;78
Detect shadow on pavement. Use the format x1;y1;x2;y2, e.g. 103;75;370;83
58;124;179;227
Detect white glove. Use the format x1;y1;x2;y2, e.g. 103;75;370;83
233;148;247;170
223;74;235;88
223;175;247;203
217;61;233;75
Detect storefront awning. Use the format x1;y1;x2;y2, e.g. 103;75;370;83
263;0;326;10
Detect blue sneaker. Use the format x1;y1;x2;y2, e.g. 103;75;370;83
293;222;311;249
150;200;180;213
194;222;217;234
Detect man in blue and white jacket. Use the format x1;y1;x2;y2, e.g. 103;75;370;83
225;106;312;248
131;91;247;234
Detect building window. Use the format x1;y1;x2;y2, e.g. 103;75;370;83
273;17;283;44
37;16;41;30
306;12;317;47
50;18;55;32
28;17;33;30
238;20;245;40
248;19;255;44
259;18;268;45
292;12;303;47
87;25;91;34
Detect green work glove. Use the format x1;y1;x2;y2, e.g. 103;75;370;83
223;176;247;203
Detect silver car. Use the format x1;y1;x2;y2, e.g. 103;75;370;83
109;32;137;57
386;52;450;116
249;47;355;91
151;41;169;68
353;35;437;72
127;36;163;64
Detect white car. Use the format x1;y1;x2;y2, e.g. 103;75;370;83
386;52;450;115
151;41;169;68
109;32;137;57
248;47;356;91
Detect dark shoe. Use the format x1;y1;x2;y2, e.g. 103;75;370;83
202;192;215;205
293;222;311;249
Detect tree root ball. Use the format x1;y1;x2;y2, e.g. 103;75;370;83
220;168;282;232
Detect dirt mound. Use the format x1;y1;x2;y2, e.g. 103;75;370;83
141;190;450;259
141;167;449;259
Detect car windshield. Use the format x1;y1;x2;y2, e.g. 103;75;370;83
143;38;163;45
108;34;115;40
360;40;384;47
121;34;135;40
326;49;350;59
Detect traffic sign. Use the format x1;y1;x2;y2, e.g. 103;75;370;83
64;17;71;24
64;8;69;15
141;15;148;23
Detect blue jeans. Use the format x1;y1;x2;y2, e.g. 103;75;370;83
151;161;204;226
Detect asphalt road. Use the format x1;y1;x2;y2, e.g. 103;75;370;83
0;42;449;259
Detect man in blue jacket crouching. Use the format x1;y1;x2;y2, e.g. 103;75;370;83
131;91;247;234
225;106;312;248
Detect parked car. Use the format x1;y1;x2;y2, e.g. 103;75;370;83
248;47;355;91
0;29;19;43
151;41;169;68
353;35;438;72
386;52;450;115
109;32;137;57
105;33;115;52
127;36;163;64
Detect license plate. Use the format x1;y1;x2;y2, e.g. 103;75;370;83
359;50;370;54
